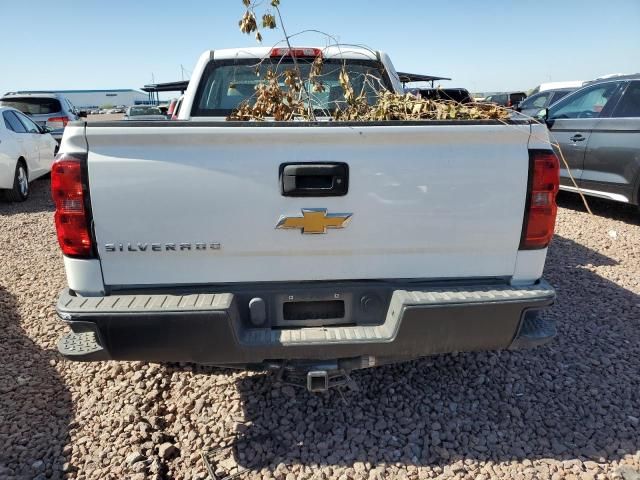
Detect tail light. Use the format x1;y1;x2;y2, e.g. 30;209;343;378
51;154;93;257
270;47;322;58
520;150;559;250
47;116;70;127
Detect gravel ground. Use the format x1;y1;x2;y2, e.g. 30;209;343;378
1;181;639;480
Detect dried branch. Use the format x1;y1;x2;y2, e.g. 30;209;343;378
238;0;316;119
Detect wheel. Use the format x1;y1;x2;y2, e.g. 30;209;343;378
4;161;29;202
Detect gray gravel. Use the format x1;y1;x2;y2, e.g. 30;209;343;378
1;180;639;480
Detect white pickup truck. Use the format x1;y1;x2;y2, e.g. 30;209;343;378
53;47;559;390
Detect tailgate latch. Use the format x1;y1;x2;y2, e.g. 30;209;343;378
280;162;348;197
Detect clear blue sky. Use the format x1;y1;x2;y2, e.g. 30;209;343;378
1;0;638;96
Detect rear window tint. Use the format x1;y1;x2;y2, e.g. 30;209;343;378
550;90;572;104
3;111;28;133
0;97;62;115
612;82;640;117
489;94;507;104
519;92;550;109
192;58;388;117
14;111;40;133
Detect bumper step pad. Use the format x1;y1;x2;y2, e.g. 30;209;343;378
58;330;110;361
509;311;557;350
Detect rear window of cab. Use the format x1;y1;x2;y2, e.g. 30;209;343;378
0;97;62;115
192;58;390;117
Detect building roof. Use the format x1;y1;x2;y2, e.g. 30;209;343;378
396;72;452;84
141;81;189;93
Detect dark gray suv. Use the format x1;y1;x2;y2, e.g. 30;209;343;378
545;75;640;206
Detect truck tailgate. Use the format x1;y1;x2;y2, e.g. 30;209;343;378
84;123;531;286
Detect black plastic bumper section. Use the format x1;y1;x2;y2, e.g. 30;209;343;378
56;280;556;364
58;328;110;361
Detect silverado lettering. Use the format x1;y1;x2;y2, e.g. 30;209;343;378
104;243;221;252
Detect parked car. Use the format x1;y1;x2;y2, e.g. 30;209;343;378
164;97;184;120
516;88;575;117
484;92;527;108
167;98;179;117
542;75;640;206
0;92;85;143
171;96;184;119
0;107;57;201
409;88;473;104
123;106;167;120
53;46;558;392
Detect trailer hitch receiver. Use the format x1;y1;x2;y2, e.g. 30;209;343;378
307;370;330;392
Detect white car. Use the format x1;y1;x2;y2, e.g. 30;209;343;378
0;106;57;201
123;105;167;120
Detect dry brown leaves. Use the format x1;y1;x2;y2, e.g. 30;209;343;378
239;0;279;42
227;67;510;122
228;69;307;121
333;91;510;121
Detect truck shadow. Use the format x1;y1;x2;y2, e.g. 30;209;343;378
220;234;639;475
557;191;640;225
0;285;72;478
0;178;54;216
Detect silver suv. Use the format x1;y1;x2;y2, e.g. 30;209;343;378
544;74;640;207
0;92;84;142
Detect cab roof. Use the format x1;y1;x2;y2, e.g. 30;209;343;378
209;46;380;61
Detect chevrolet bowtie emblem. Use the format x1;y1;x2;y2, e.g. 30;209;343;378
276;208;352;234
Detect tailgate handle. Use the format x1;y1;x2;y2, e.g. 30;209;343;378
280;163;348;197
